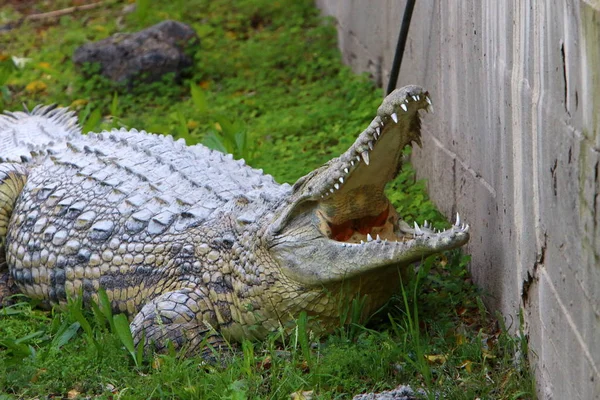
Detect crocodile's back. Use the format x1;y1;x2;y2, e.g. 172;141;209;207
0;105;81;163
4;127;284;313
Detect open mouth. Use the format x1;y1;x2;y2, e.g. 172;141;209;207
311;87;469;246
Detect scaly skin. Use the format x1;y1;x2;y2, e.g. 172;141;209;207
0;86;469;356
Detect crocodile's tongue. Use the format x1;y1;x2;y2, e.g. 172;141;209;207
317;202;406;244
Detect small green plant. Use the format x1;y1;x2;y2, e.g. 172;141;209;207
0;56;15;109
189;84;257;162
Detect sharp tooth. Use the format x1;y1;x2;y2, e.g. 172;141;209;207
424;220;429;228
375;126;381;138
356;155;361;162
455;212;461;227
350;160;355;166
414;221;423;235
361;151;370;165
400;104;408;112
368;141;374;151
426;96;432;105
344;167;349;174
376;234;381;241
334;183;340;190
367;233;373;242
416;95;420;100
464;224;470;233
391;112;398;123
412;95;418;101
329;188;334;193
360;240;364;245
339;177;344;183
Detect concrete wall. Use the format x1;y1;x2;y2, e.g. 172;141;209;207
315;1;600;399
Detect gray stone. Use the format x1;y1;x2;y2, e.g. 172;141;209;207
73;20;199;85
352;385;424;400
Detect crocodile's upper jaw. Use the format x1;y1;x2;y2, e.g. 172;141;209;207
267;85;469;286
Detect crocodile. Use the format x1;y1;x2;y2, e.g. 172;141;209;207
0;85;469;357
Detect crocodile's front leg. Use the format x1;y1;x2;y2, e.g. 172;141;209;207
131;287;227;358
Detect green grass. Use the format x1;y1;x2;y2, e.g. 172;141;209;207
0;0;535;398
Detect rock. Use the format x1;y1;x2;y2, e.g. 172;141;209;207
352;385;426;400
73;20;199;86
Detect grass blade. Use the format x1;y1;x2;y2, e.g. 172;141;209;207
113;313;139;367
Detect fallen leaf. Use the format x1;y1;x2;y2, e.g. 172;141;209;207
70;99;89;109
482;349;496;360
459;360;473;373
25;80;47;94
152;355;164;370
67;389;80;399
290;390;313;400
11;56;31;69
299;360;310;373
30;368;47;383
425;354;447;364
259;356;272;370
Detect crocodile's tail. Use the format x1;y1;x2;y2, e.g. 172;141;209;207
0;163;28;269
0;164;27;304
0;104;81;163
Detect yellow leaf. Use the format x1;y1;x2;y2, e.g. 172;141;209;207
290;390;314;400
38;62;51;69
152;355;164;370
425;354;447;364
456;334;466;345
214;122;222;132
459;360;473;373
187;120;199;130
482;349;496;360
67;389;80;399
439;254;448;267
70;99;89;109
25;80;47;94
